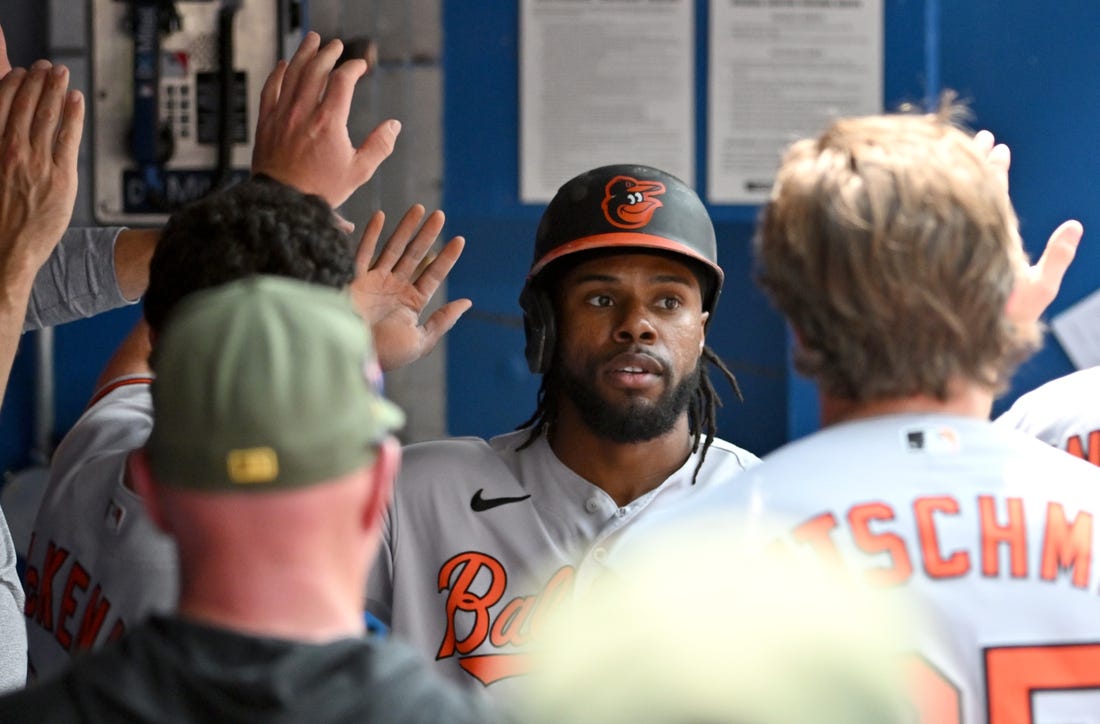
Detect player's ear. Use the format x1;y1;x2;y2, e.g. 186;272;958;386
362;437;399;532
698;311;709;353
128;449;171;534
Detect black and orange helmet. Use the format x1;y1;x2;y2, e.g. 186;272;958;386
520;164;722;373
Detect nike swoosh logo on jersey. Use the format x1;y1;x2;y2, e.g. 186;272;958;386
470;489;532;512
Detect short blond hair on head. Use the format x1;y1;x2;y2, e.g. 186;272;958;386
755;96;1039;402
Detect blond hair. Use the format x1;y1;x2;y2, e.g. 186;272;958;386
756;102;1039;402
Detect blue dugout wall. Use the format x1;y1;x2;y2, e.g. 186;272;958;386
441;1;1100;456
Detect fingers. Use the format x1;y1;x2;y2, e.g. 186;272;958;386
372;204;427;271
1036;219;1083;288
356;210;386;269
0;68;26;139
413;236;465;298
257;59;287;123
320;58;367;124
278;31;321;108
31;65;68;149
392;210;445;278
354;119;401;182
52;89;84;170
7;63;50;142
291;37;344;107
0;23;10;78
420;298;474;350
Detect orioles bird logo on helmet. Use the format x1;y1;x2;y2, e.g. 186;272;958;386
601;176;666;230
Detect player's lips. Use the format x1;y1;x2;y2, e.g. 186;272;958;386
603;352;664;390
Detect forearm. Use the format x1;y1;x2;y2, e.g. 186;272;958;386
24;227;137;331
113;228;158;301
0;267;38;411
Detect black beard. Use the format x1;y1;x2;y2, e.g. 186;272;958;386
554;359;700;444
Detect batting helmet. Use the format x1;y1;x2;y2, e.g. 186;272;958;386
519;164;722;374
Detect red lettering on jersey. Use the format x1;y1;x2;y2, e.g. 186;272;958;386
914;496;969;579
791;513;844;568
979;496;1027;578
1040;503;1092;588
1065;429;1100;466
108;619;125;642
34;542;70;633
848;502;913;586
436;553;575;686
437;552;507;658
74;585;112;651
55;562;90;650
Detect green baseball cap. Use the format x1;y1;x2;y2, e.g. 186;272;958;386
146;275;405;492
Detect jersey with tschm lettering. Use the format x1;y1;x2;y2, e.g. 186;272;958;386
660;413;1100;724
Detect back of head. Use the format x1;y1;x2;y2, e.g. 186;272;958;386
146;275;404;492
756;103;1039;402
520;164;722;375
143;178;357;332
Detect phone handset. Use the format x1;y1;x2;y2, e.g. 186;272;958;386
129;0;180;211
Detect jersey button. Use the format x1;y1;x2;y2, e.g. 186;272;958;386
592;547;608;563
584;497;600;514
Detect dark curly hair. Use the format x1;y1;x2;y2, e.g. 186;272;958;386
143;177;356;332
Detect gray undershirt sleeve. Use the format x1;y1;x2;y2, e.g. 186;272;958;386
23;227;138;332
0;506;26;693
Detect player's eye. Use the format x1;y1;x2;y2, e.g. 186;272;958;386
586;294;614;308
657;296;682;310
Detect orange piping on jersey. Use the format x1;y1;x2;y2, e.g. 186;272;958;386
1040;503;1093;588
87;377;154;409
457;654;534;686
848;502;913;587
979;496;1028;578
914;496;970;579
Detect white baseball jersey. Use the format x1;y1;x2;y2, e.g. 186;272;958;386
995;367;1100;466
652;413;1100;724
365;429;759;699
24;377;178;681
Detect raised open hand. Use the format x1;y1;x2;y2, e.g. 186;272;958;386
351;205;471;371
973;130;1083;324
0;61;84;280
252;31;400;211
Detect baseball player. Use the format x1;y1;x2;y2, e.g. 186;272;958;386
640;106;1100;723
994;367;1100;466
21;32;468;681
365;164;759;698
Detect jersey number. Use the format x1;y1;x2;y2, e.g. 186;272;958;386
906;643;1100;723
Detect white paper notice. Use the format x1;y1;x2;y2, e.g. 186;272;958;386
1052;290;1100;370
708;0;883;204
520;0;694;203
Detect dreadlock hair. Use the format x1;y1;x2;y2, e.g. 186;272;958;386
516;344;742;485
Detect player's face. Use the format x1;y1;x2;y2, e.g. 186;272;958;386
552;252;708;443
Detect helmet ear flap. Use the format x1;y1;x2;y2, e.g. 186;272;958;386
520;283;555;374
